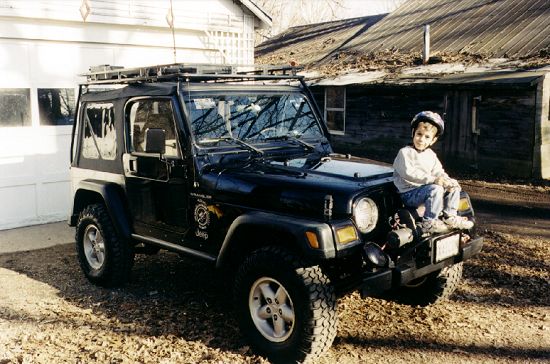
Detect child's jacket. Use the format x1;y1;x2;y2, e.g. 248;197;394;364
393;145;449;193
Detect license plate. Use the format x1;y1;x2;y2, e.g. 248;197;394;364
435;234;460;262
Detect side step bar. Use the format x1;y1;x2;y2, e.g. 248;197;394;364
131;234;216;262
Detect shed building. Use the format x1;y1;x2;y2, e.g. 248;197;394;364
310;70;549;179
257;0;550;180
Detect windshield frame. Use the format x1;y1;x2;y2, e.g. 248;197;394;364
180;87;327;155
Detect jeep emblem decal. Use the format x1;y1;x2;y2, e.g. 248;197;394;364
194;200;210;229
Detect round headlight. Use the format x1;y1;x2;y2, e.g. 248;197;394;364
353;197;378;233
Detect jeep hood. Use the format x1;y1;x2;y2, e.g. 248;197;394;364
201;154;395;218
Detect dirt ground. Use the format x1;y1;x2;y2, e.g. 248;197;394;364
0;180;549;364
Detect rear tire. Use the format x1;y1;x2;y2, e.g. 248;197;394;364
76;204;134;287
389;262;463;306
234;246;337;363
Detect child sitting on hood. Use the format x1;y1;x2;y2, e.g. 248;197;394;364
393;111;474;234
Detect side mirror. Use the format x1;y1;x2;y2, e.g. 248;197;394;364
144;128;166;154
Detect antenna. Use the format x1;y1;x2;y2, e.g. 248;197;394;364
166;0;177;63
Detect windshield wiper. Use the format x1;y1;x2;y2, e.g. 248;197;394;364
199;136;264;156
265;134;316;151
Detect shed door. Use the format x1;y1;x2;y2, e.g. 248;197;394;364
441;91;478;166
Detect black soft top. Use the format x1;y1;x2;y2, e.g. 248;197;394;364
80;82;177;102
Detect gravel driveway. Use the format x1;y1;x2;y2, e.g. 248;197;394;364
0;181;549;364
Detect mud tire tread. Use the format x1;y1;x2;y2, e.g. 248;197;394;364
234;246;337;363
75;204;133;287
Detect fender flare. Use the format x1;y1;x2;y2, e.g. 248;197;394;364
215;211;336;269
70;179;132;239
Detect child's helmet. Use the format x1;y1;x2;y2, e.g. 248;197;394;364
410;111;444;136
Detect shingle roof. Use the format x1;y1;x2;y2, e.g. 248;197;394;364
343;0;550;58
256;14;386;65
256;0;550;72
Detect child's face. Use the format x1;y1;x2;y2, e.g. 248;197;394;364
413;124;438;151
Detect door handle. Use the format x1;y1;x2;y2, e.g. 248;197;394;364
123;153;138;176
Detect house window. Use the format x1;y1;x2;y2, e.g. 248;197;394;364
38;88;75;125
324;87;346;134
0;88;31;127
127;98;179;157
472;96;481;134
81;102;116;160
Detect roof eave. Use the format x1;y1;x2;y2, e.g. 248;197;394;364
238;0;272;29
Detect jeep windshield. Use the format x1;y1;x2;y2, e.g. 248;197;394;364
184;93;325;150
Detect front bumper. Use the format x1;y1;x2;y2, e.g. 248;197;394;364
360;235;484;298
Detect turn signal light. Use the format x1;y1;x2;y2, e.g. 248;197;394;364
458;197;471;211
305;231;320;249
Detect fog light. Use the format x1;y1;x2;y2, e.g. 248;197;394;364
363;243;388;268
336;225;358;244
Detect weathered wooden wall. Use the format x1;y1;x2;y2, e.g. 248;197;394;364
441;88;537;177
312;85;446;163
312;83;539;178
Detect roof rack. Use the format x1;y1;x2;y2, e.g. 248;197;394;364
81;63;303;85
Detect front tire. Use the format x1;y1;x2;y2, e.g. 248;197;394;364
389;262;464;306
76;204;134;287
234;246;337;363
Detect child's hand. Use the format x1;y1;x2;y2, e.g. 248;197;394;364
434;177;460;192
434;176;446;186
444;178;460;192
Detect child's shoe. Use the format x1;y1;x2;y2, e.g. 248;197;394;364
443;215;474;230
421;219;449;234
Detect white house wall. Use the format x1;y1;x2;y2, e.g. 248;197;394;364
0;1;250;29
0;0;261;230
0;0;256;64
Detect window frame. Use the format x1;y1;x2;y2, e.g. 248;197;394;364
125;96;182;158
37;87;76;126
470;95;482;135
324;86;346;135
183;91;324;145
0;88;32;128
80;101;117;161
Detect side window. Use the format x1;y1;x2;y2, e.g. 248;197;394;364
324;86;346;134
81;102;116;160
128;99;179;157
0;88;31;127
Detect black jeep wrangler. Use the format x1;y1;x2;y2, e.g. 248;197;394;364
69;64;483;363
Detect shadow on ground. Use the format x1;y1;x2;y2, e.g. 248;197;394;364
0;244;252;358
454;229;549;308
335;335;550;361
0;223;548;342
